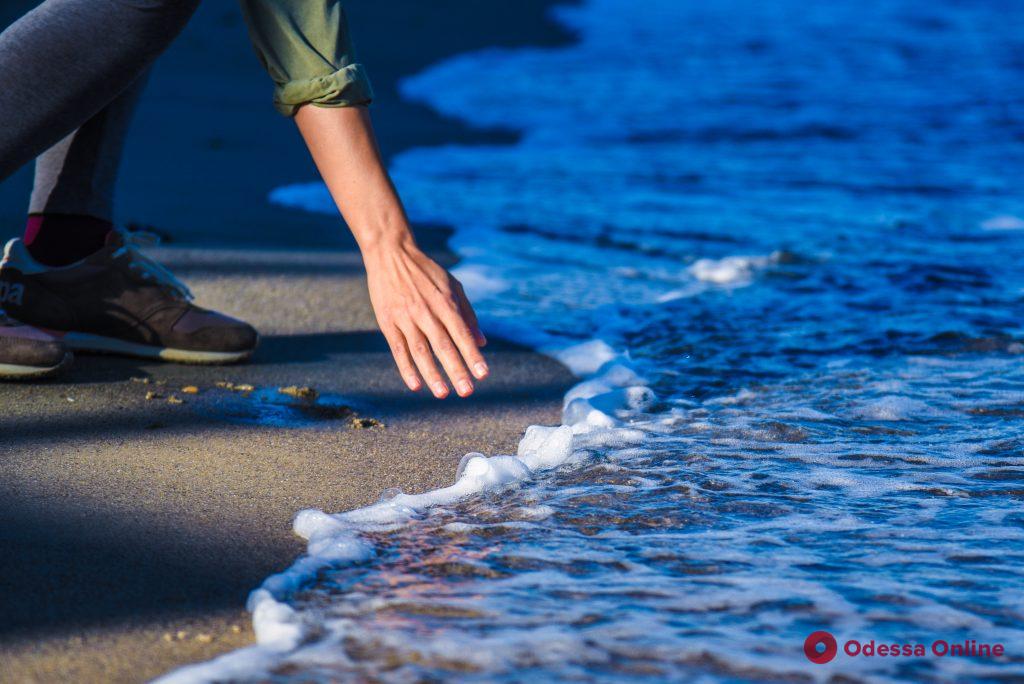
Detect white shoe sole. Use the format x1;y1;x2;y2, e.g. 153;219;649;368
62;332;255;365
0;352;73;380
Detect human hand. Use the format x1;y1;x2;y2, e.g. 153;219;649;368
365;239;488;398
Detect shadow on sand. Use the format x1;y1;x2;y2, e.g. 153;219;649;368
0;329;573;640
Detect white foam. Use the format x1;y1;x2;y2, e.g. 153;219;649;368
688;253;777;285
848;395;937;421
157;345;656;684
552;339;618;376
451;262;511;300
517;425;575;470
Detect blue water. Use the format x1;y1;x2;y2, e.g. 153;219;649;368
189;1;1024;681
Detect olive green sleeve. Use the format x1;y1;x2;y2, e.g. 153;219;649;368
238;0;373;116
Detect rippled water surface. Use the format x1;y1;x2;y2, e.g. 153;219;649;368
185;0;1024;681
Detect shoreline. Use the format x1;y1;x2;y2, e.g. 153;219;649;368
0;2;578;682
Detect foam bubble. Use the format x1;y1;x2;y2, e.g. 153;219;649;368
517;425;575;470
848;395;936;421
451;263;511;300
251;592;305;651
688;254;776;285
552;339;618;376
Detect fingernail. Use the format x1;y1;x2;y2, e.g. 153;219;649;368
457;379;473;396
473;362;489;379
406;376;422;390
432;382;449;398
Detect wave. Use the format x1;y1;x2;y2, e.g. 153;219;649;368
160;0;1024;679
156;341;656;683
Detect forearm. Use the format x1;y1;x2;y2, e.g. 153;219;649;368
293;105;412;253
292;103;488;398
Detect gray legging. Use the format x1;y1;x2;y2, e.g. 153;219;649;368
0;0;201;219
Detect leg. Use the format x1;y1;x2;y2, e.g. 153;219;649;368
30;74;149;221
0;0;257;368
24;75;149;266
0;0;200;181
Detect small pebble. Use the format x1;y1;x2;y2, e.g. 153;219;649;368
131;377;150;384
181;386;199;394
279;385;319;401
215;381;254;392
195;633;213;644
145;391;164;401
176;630;188;640
167;396;184;405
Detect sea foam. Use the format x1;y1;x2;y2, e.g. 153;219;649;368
155;342;654;684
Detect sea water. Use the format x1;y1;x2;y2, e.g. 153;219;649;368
163;0;1024;681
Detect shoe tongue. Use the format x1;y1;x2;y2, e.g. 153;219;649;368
64;230;121;267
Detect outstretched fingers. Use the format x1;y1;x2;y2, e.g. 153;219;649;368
371;259;489;399
426;323;475;398
401;323;451;398
382;325;422;392
439;288;488;381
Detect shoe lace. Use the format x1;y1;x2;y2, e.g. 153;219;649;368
111;231;194;301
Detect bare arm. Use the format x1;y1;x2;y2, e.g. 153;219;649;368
294;105;488;399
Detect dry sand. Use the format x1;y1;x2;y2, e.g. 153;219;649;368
0;246;573;683
0;1;576;681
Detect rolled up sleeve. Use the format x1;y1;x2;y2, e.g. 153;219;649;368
239;0;374;116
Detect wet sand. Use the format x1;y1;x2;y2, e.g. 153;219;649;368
0;2;576;682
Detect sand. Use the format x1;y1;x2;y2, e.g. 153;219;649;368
0;2;576;682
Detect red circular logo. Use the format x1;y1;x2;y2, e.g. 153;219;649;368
804;631;838;664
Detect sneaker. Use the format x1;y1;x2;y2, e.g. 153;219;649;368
0;310;72;379
0;231;258;365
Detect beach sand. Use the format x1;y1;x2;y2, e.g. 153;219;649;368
0;2;575;682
